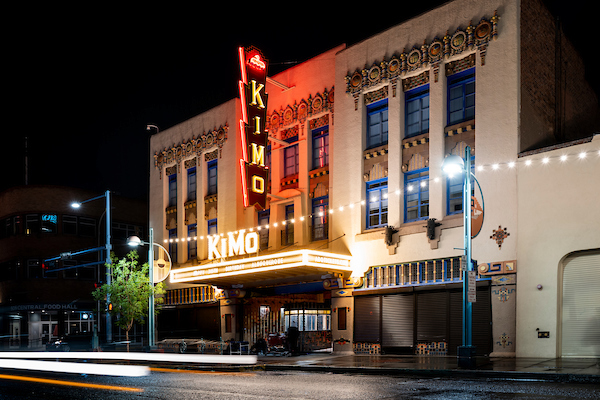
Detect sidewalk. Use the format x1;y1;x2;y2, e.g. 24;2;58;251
253;353;600;383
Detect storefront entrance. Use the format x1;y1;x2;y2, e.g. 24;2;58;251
242;295;332;353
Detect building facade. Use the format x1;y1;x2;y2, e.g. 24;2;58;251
0;185;147;349
149;0;599;358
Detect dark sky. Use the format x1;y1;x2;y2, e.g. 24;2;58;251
3;1;596;200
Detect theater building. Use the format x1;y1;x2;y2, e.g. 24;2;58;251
150;0;599;357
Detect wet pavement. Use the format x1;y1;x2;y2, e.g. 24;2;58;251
254;353;600;383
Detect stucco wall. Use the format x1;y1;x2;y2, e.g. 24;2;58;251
516;135;600;358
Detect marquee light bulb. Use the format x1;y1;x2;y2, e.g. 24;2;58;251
560;155;568;162
579;151;587;159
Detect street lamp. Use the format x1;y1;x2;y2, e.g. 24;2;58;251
71;190;112;343
442;146;476;368
127;227;172;348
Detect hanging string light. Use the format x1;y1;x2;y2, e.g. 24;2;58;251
164;147;599;243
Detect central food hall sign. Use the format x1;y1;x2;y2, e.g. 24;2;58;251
238;46;269;210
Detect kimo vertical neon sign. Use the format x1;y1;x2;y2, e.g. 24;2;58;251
239;46;269;210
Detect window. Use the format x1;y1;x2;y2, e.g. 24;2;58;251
448;68;475;125
41;214;58;233
312;127;329;169
282;205;294;246
25;214;39;235
447;156;475;215
207;219;217;236
366;100;388;149
79;217;96;237
258;210;269;250
188;224;197;260
187;167;197;201
169;229;178;264
404;168;429;222
284;144;299;177
366;178;388;229
168;174;177;207
27;259;42;279
207;161;217;195
311;196;328;241
405;85;429;137
63;215;77;235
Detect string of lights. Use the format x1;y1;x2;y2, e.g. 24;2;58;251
164;147;599;243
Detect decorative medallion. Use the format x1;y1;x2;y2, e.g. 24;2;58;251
297;102;308;124
283;106;294;125
451;31;467;52
388;57;400;75
475;20;491;42
490;225;510;249
429;40;443;62
407;49;421;70
312;95;323;113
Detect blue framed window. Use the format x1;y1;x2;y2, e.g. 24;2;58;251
447;156;475;215
366;178;388;229
168;174;177;207
312;126;329;169
284;144;299;177
188;224;197;260
207;218;217;236
366;100;388;149
312;196;328;241
187;167;196;201
404;168;429;222
169;229;177;264
405;85;429;137
447;68;475;125
207;160;217;195
258;210;270;250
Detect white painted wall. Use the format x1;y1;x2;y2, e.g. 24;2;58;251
516;135;600;358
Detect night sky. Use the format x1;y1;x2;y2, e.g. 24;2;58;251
3;1;597;200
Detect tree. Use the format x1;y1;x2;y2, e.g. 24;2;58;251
93;250;165;352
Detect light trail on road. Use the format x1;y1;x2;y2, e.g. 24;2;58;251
0;373;143;392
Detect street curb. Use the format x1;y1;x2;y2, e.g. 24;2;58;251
258;363;600;384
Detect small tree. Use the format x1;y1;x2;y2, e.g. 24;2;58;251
93;250;165;351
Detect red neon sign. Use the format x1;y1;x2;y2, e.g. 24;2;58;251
238;46;269;210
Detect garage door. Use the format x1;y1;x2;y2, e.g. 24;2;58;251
561;250;600;357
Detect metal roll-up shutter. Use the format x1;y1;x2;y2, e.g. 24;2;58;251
562;251;600;357
448;285;491;356
416;290;448;343
354;295;380;342
382;294;414;348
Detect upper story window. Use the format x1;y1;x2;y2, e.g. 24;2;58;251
366;100;388;149
447;68;475;125
258;210;269;250
366;178;388;229
187;167;197;201
188;224;197;260
405;85;429;137
282;204;294;246
284;144;299;177
207;218;217;236
312;196;328;241
207;160;217;195
447;156;475;215
404;168;429;222
169;229;178;264
168;174;177;207
312;126;329;169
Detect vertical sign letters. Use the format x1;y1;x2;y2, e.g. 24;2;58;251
238;46;269;210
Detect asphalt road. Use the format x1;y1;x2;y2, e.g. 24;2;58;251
0;368;599;399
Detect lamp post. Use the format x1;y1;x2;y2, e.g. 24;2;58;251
127;228;172;348
442;146;476;368
71;190;112;343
